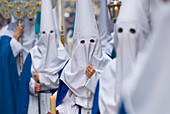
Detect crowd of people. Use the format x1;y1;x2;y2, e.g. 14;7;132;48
0;0;170;114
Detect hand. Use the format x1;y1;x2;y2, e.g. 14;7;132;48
34;73;39;82
47;111;52;114
35;83;41;92
85;64;96;78
47;110;59;114
13;24;24;41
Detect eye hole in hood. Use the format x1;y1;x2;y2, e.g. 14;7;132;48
130;28;136;34
90;39;95;43
118;27;123;33
80;40;85;44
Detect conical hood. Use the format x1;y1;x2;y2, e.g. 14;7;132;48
99;0;114;48
60;0;111;101
117;0;150;31
75;0;99;39
40;0;55;33
30;0;69;74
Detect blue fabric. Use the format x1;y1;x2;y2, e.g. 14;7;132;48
106;47;116;59
16;53;32;114
119;101;127;114
58;60;69;78
56;60;69;107
56;78;69;107
111;47;116;59
92;80;100;114
75;104;82;114
0;35;19;114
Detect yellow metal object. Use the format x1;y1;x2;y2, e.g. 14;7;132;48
30;1;34;4
24;3;29;8
61;26;65;45
16;7;21;16
15;1;17;4
29;12;32;16
8;4;13;9
4;0;8;4
16;1;22;5
36;1;41;6
0;1;2;6
2;7;5;13
33;7;36;11
16;11;21;16
17;7;20;10
30;7;36;16
60;0;65;46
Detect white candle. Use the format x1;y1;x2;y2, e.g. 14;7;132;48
50;96;56;114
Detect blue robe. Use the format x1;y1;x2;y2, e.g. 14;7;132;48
0;35;19;114
16;53;32;114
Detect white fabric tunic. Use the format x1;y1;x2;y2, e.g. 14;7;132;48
27;0;69;113
99;0;151;113
122;1;170;114
56;0;112;113
98;0;114;49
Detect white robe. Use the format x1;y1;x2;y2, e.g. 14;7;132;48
98;0;151;113
56;0;112;113
57;90;93;114
104;32;115;56
27;32;69;114
122;1;170;114
27;0;70;113
4;18;37;74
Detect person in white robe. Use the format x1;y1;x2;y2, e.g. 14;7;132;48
26;0;70;113
2;16;37;74
98;0;151;113
99;0;114;51
51;0;112;114
120;0;170;114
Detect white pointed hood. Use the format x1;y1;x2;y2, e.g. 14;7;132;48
40;0;55;34
98;0;151;113
99;0;114;49
122;1;170;114
115;0;151;80
60;0;111;107
52;6;61;40
30;0;69;75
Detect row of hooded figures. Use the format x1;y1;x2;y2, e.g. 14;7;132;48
0;0;170;114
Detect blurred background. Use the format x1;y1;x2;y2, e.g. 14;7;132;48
0;0;101;32
0;0;101;55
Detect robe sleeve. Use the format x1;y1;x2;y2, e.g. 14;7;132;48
10;37;23;57
39;73;59;89
39;60;69;90
85;72;99;94
29;77;38;96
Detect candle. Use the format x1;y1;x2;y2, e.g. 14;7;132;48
115;6;119;18
50;96;56;114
